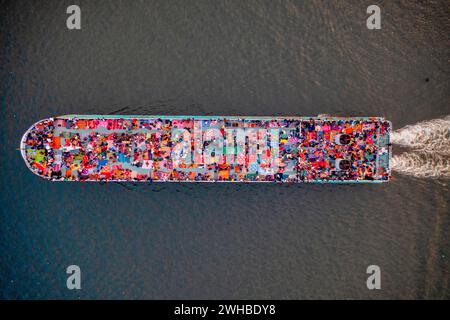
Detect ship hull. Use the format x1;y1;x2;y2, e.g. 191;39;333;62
20;115;392;183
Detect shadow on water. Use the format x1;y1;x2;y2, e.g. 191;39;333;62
83;97;296;118
111;180;361;196
100;101;242;117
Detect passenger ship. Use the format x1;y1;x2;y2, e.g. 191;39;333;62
20;115;392;183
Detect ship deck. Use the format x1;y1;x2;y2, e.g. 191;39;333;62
20;115;392;183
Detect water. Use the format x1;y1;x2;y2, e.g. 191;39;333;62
1;0;449;299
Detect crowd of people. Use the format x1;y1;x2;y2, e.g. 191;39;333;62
22;117;391;182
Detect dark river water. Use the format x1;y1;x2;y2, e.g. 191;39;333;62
0;0;448;299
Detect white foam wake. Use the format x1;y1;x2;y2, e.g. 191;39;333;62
391;152;450;178
391;115;450;179
391;115;450;154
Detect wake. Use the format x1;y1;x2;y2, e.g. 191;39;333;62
391;151;450;178
391;115;450;179
391;115;450;154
